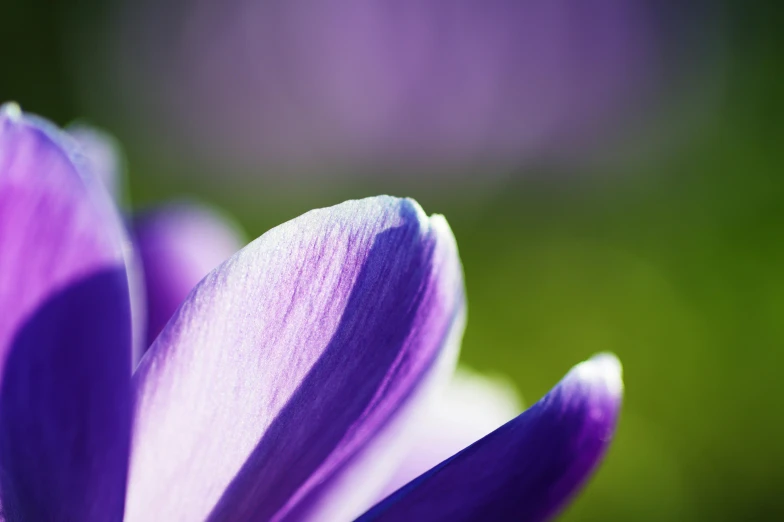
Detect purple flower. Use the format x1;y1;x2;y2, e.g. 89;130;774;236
378;368;522;498
0;103;623;521
96;0;658;179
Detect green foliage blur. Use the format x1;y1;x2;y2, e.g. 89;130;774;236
2;1;782;520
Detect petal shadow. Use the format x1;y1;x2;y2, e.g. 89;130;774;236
126;197;464;521
208;203;461;521
0;270;132;522
356;354;623;522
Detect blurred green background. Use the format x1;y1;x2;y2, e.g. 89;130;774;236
2;1;783;520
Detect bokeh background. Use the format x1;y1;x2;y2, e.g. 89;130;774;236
2;0;782;520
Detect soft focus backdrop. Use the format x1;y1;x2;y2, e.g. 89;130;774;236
2;1;782;520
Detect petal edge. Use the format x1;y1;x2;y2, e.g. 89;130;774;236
126;196;465;522
357;353;623;522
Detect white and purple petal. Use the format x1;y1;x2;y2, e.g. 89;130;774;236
132;202;244;347
0;104;132;520
125;196;465;521
380;367;521;498
358;353;623;522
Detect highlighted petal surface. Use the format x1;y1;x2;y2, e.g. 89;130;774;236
358;354;623;522
133;203;244;347
0;105;132;520
125;196;465;521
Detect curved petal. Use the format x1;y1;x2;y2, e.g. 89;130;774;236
379;367;521;498
357;353;623;522
67;123;148;362
0;104;132;520
132;202;244;348
289;303;464;522
125;196;465;521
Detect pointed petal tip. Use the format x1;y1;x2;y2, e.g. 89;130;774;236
1;102;22;122
355;354;622;522
323;196;459;264
366;195;434;224
0;105;87;181
427;213;454;239
568;352;624;398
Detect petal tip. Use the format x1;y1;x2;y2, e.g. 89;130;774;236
569;352;624;399
427;213;449;234
360;196;454;249
1;101;22;122
395;196;428;225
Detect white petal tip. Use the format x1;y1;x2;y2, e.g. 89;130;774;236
428;214;453;240
1;102;22;122
569;352;624;398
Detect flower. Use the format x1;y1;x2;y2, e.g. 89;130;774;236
0;103;622;521
378;367;523;499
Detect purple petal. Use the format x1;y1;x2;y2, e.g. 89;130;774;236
132;202;244;348
379;367;521;499
67;123;148;362
292;320;464;522
0;104;132;520
125;196;465;521
358;353;623;522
